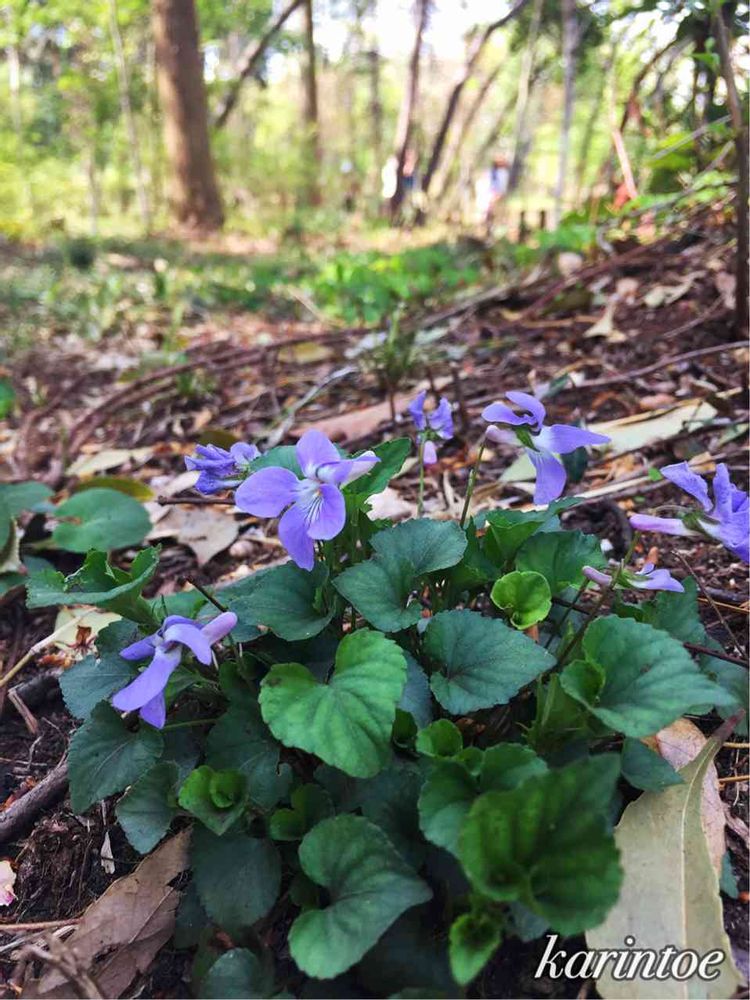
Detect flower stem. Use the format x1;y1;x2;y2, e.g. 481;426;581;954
459;439;486;527
556;583;613;667
417;439;425;517
544;578;590;649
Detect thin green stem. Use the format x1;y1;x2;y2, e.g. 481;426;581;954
545;578;590;649
459;439;486;527
556;583;613;667
417;439;426;517
163;718;216;730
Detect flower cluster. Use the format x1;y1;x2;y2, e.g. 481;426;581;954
408;390;454;465
112;612;237;728
481;391;610;505
631;462;748;563
186;442;259;494
235;430;378;570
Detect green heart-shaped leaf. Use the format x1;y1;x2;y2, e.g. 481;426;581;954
424;609;555;714
515;530;605;593
370;518;468;575
419;745;548;856
51;487;151;552
116;761;179;854
178;765;248;835
289;815;431;978
560;616;733;737
192;825;281;932
333;553;422;632
269;784;334;841
459;755;622;934
206;706;292;810
219;562;333;641
490;570;551;629
260;629;406;777
68;703;163;813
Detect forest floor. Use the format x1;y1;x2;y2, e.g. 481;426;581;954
0;201;748;998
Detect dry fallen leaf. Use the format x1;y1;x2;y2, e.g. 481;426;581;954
584;298;626;342
68;448;152;478
295;377;451;442
651;717;725;875
367;487;416;521
28;830;189;999
0;859;16;906
148;504;239;565
52;607;121;652
587;723;741;1000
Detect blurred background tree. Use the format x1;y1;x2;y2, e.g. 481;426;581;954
0;0;745;239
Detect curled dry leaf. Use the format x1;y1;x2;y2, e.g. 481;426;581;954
26;829;189;999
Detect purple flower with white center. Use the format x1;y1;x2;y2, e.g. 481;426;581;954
234;430;379;571
112;611;237;729
185;442;260;495
481;391;610;505
583;562;684;594
630;462;749;564
408;390;454;465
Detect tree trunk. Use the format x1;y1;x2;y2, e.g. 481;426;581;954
509;0;543;192
573;41;616;204
389;0;430;220
419;0;532;206
214;0;305;129
553;0;579;227
712;8;749;335
109;0;151;230
152;0;223;230
301;0;321;206
433;58;504;206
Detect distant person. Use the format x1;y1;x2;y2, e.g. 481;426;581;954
381;155;398;202
475;154;510;234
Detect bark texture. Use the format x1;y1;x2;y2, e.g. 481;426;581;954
153;0;223;230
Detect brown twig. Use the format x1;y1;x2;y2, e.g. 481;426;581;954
575;340;747;390
0;759;69;845
0;919;80;933
157;494;234;506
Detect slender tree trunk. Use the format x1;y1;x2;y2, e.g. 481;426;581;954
433;58;504;205
553;0;579;226
712;9;749;335
367;46;383;196
419;0;532;207
108;0;151;230
390;0;430;219
301;0;321;206
152;0;223;230
573;41;616;204
86;144;100;236
509;0;543;191
214;0;305;129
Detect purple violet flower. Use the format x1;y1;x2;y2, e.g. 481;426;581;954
481;391;610;505
112;611;237;728
234;430;379;571
185;442;260;495
408;390;454;465
630;462;749;563
583;562;684;594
